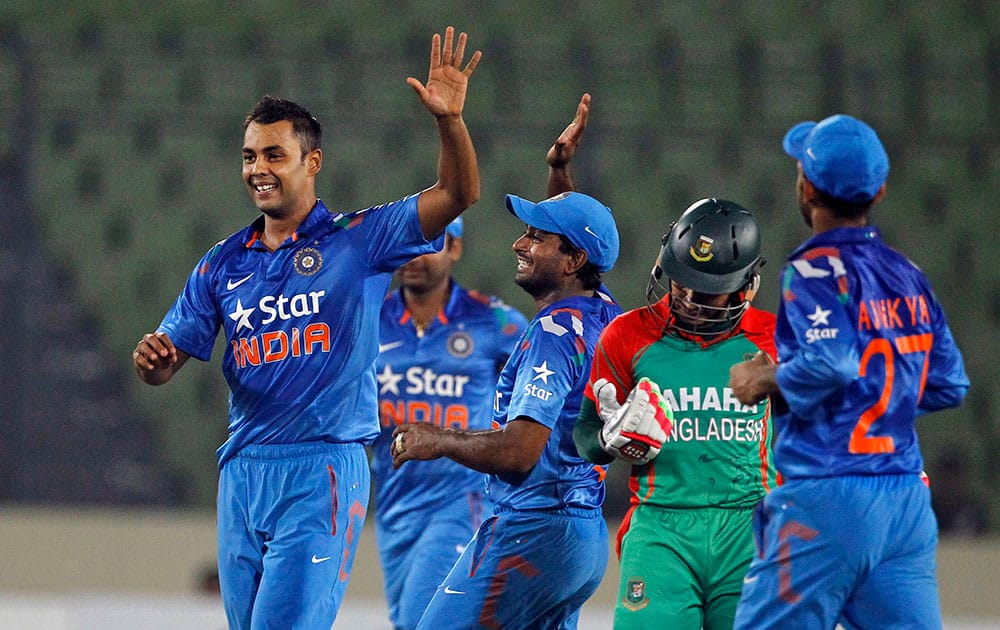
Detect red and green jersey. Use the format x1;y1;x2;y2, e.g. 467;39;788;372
588;299;777;509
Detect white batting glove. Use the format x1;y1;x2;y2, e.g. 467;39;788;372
595;377;673;464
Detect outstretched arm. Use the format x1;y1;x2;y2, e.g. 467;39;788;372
411;26;483;239
391;417;550;475
546;93;590;197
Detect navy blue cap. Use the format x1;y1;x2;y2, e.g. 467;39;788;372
783;114;889;203
505;192;620;272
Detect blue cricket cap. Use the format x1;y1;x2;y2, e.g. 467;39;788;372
783;114;889;203
445;216;463;238
505;191;620;272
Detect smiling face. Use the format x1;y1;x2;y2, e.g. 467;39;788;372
511;226;581;301
242;119;321;221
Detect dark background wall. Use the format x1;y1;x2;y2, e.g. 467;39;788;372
1;0;996;536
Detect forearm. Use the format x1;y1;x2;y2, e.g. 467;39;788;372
434;427;537;475
417;115;480;239
435;114;480;211
547;164;576;197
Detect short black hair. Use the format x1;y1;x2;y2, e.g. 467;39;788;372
243;95;322;156
812;182;877;220
558;234;602;290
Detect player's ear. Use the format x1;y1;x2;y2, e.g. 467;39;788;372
447;235;463;261
307;148;322;175
564;247;587;276
872;183;887;204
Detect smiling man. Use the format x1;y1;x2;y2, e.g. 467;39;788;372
132;27;482;630
391;188;622;630
371;215;528;630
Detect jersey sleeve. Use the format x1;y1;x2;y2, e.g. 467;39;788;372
356;195;443;271
917;285;970;413
157;242;224;361
775;258;862;419
505;314;583;430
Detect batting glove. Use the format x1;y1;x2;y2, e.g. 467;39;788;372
595;377;673;464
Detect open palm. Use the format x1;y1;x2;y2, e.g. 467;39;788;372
408;26;482;118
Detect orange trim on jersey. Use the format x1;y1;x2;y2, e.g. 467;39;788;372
245;231;261;248
398;309;447;326
593;465;606;483
801;246;841;260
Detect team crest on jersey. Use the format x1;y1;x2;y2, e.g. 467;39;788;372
623;577;649;610
293;247;323;276
690;235;715;262
447;331;474;358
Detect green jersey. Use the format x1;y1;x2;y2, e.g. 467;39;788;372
576;299;777;509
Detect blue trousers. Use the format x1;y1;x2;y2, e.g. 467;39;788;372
416;507;608;630
217;442;370;630
734;474;941;629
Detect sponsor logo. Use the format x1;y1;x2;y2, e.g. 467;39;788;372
378;341;404;353
227;291;330;368
806;327;839;343
531;361;554;384
443;586;466;595
584;225;600;239
376;365;469;398
661;387;759;413
226;273;255;290
523;382;553;401
229;299;256;333
311;555;331;564
689;235;715;262
447;331;474;358
293;247;323;276
743;574;759;584
806;305;832;326
805;304;838;343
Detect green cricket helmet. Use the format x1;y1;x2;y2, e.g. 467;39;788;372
647;198;764;336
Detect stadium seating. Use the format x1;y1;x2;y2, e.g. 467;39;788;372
1;2;996;526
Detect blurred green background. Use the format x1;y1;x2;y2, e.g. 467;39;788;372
1;0;996;536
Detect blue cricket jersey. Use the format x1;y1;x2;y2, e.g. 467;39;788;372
772;226;969;478
372;281;529;524
488;285;622;511
158;196;442;467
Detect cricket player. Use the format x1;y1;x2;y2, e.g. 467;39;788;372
372;215;528;629
575;197;777;630
392;189;623;629
133;27;482;629
729;113;970;628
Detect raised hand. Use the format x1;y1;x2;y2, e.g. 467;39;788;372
547;93;590;168
407;26;482;119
